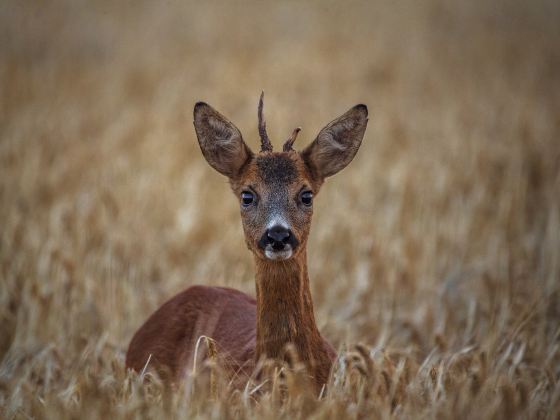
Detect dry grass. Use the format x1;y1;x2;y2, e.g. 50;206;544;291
1;0;560;418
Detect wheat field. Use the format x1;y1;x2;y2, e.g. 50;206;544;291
1;0;559;418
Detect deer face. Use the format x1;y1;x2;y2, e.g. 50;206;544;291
194;95;368;261
231;151;316;260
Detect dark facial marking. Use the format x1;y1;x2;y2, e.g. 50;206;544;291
255;154;297;185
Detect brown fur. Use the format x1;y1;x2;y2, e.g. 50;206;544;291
126;98;368;393
254;250;336;387
126;286;257;383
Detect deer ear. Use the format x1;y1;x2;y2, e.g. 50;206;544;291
301;105;368;179
194;102;253;178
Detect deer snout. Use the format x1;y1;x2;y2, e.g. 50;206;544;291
259;225;298;253
267;226;291;250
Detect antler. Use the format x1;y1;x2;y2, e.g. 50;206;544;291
258;92;273;152
283;127;301;152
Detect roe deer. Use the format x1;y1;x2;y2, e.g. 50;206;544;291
126;93;368;393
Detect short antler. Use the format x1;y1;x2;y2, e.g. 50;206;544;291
283;127;301;152
258;92;273;152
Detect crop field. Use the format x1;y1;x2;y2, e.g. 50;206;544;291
1;0;559;418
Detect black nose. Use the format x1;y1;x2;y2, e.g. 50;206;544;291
265;226;292;250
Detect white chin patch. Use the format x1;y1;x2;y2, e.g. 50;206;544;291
264;246;293;261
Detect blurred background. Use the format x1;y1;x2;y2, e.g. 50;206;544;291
1;0;559;417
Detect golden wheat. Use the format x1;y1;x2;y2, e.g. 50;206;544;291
1;0;559;418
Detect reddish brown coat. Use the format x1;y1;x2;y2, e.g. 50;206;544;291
126;97;367;393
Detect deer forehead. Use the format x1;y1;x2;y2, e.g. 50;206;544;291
256;154;298;184
242;153;312;189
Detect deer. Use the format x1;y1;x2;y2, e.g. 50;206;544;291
126;93;368;394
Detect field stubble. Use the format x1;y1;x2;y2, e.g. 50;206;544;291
1;0;559;418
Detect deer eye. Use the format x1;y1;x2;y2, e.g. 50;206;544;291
300;191;313;207
241;191;255;207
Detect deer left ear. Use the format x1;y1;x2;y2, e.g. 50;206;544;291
194;102;253;179
301;104;368;179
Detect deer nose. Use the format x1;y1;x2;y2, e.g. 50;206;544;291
266;226;292;250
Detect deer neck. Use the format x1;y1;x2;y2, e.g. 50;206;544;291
254;250;330;375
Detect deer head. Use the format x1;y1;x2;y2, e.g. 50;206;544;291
193;93;368;262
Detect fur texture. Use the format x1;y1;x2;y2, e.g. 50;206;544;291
126;99;367;392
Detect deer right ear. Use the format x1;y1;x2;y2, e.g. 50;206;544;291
301;104;368;180
194;102;253;178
